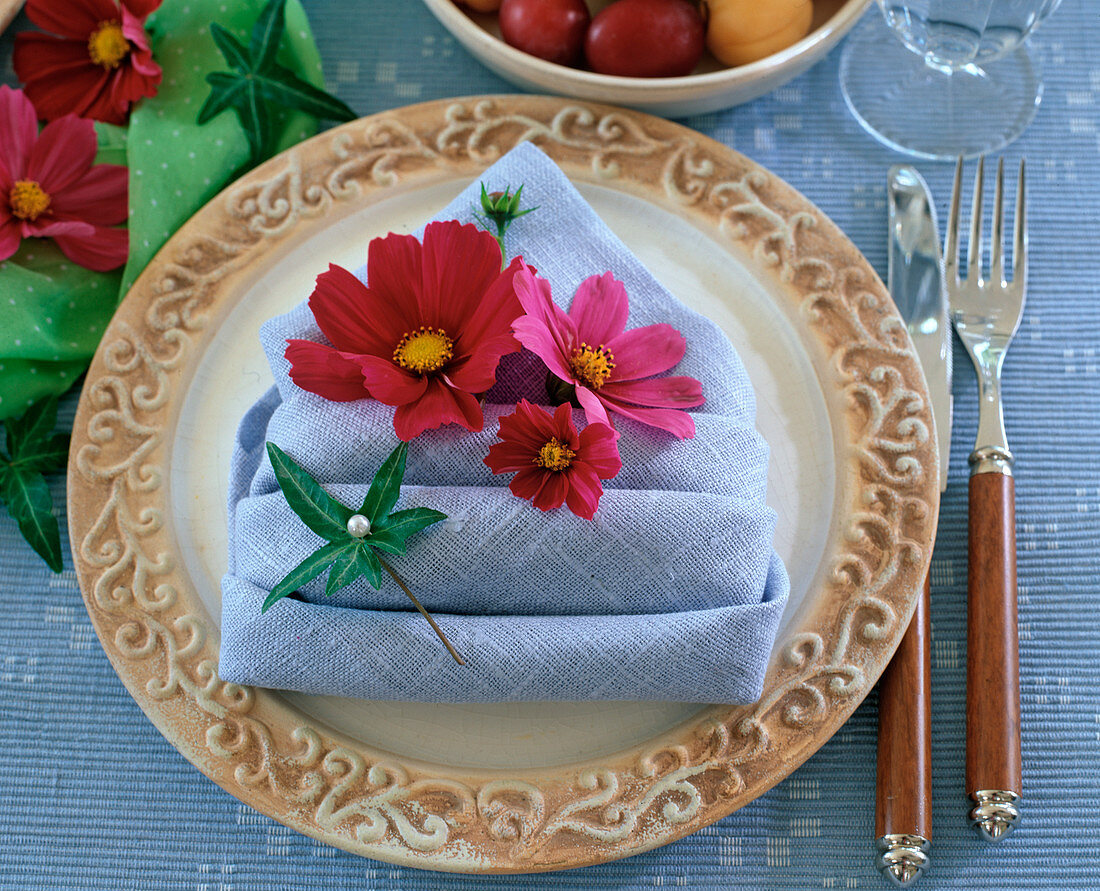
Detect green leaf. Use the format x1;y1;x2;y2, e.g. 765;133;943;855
236;80;274;164
256;69;357;122
266;442;351;541
262;540;349;612
0;466;63;573
325;546;362;596
209;22;252;72
198;72;247;124
5;394;58;460
12;433;69;476
353;543;384;590
250;0;287;71
370;507;447;556
359;442;408;525
507;185;523;215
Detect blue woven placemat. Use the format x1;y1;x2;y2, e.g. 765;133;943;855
1;0;1098;887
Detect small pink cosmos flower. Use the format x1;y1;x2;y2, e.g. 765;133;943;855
484;400;621;520
511;268;705;439
0;86;128;270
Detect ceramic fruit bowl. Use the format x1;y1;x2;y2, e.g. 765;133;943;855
422;0;872;117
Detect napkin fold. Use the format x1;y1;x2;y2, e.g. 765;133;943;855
219;143;789;703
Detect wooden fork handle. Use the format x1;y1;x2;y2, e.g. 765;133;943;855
874;572;932;883
966;469;1022;840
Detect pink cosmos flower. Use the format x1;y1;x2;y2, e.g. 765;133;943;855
0;86;128;270
484;399;621;520
511;268;705;439
14;0;162;125
286;221;527;441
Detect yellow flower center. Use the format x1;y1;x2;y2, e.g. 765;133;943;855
392;326;454;375
9;180;51;221
535;438;576;472
88;21;130;69
569;343;615;390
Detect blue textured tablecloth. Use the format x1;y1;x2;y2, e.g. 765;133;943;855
2;1;1098;887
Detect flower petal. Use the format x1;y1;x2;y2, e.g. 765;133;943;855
445;332;519;394
51;224;128;271
597;394;697;439
308;264;405;355
575;385;612;428
484;440;537;474
392;378;483;441
0;216;22;262
420;220;502;333
104;54;160;114
511;315;575;384
121;0;162;21
365;230;422;324
564;463;604;520
50;163;128;224
28;116;97;191
454;255;525;355
600;376;705;408
509;465;550;502
513;398;558;441
15;41;112;122
569;272;629;346
285;339;370;402
497;399;554;448
606;323;687;381
25;0;116;38
352;355;428;406
577;424;622;479
0;86;37;178
29;218;96;238
532;471;569;512
550;402;580;449
513;267;577;366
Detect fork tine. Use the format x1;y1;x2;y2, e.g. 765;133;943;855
1014;159;1028;285
968;155;985;281
945;156;963;282
991;157;1005;284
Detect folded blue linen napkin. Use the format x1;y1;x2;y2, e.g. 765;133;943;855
219;142;789;702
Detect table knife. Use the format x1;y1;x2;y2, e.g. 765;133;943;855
875;166;952;888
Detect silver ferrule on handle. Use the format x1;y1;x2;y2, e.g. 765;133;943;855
875;834;930;887
969;790;1021;841
967;350;1014;476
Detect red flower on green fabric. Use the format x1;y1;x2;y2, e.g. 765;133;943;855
511;268;705;439
484;400;622;520
13;0;162;125
0;86;128;270
286;221;527;441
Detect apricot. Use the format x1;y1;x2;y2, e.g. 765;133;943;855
704;0;814;67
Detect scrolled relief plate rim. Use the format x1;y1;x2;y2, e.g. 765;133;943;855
67;95;937;873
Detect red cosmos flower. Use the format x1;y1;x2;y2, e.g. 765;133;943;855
484;400;621;520
286;221;527;441
511;268;705;439
0;86;128;270
14;0;162;125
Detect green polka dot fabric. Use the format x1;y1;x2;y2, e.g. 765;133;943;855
0;0;323;421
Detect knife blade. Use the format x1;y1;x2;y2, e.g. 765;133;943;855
874;165;951;888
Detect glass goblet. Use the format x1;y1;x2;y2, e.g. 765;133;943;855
839;0;1064;159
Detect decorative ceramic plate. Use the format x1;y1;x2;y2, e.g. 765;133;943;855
67;96;937;873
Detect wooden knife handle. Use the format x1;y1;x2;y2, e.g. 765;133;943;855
966;470;1022;838
876;571;932;842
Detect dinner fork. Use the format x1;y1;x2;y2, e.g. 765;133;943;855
946;156;1026;842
